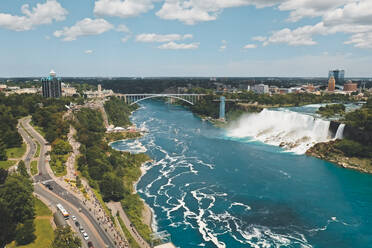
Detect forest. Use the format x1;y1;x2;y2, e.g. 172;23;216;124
186;92;355;121
74;106;152;242
104;96;137;127
0;164;36;247
317;104;346;118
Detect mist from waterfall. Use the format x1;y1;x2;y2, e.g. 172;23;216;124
226;109;332;154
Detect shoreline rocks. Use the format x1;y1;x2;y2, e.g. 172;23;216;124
306;140;372;174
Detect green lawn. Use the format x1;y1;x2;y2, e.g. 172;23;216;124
30;161;38;176
0;160;17;170
34;142;40;158
8;198;54;248
34;198;52;216
50;154;68;177
6;144;26;159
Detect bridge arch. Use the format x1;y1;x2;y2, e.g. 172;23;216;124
129;95;195;105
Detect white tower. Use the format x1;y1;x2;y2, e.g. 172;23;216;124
49;69;56;77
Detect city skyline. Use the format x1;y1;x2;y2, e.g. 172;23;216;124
1;0;372;77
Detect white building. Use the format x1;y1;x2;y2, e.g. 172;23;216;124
252;84;269;94
62;86;77;96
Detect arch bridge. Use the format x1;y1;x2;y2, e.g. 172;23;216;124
117;94;205;105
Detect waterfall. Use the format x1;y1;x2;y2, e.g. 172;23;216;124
226;109;332;154
334;124;345;139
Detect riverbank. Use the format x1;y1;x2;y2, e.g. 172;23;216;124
306;140;372;174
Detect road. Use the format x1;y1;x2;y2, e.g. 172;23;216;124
17;121;36;173
19;117;116;248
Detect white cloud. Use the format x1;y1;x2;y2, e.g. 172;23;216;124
136;33;193;43
278;0;349;22
219;40;227;51
0;0;67;31
116;24;130;33
84;50;93;54
243;44;257;49
54;18;113;41
158;41;200;50
121;35;131;43
257;0;372;48
262;23;327;46
156;0;283;25
345;33;372;48
252;36;267;42
94;0;155;18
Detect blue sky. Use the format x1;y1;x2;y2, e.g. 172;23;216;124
0;0;372;77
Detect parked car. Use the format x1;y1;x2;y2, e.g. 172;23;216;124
87;241;94;248
71;215;77;221
79;226;84;233
75;221;80;227
83;232;89;240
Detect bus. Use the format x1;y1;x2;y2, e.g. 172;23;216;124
56;203;70;220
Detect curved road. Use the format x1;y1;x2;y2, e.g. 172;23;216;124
20;117;116;248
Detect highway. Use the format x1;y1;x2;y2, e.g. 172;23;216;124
19;117;116;248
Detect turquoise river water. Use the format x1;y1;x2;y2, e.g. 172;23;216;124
111;101;372;248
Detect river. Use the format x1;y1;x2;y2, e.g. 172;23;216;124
111;101;372;248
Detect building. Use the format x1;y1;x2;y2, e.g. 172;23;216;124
302;84;315;92
62;86;77;96
328;76;336;91
42;70;62;98
12;88;39;94
269;85;279;94
343;80;358;92
252;84;269;94
328;69;345;85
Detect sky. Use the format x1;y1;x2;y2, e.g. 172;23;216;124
0;0;372;77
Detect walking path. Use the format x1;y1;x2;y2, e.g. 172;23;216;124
65;125;79;180
62;123;131;247
108;202;151;248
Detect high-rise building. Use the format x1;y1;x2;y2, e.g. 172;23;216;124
328;69;345;85
343;80;358;92
41;70;62;98
328;76;336;91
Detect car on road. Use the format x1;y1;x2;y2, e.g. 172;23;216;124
72;215;77;221
45;184;53;190
83;232;89;240
87;241;94;248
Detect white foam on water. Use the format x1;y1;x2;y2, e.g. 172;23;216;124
229;202;252;211
226;109;332;154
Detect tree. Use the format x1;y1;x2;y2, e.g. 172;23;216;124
0;168;7;185
100;172;126;201
76;175;81;188
0;199;16;247
0;139;7;161
0;175;35;223
51;226;81;248
17;160;29;178
52;139;72;155
15;219;36;245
